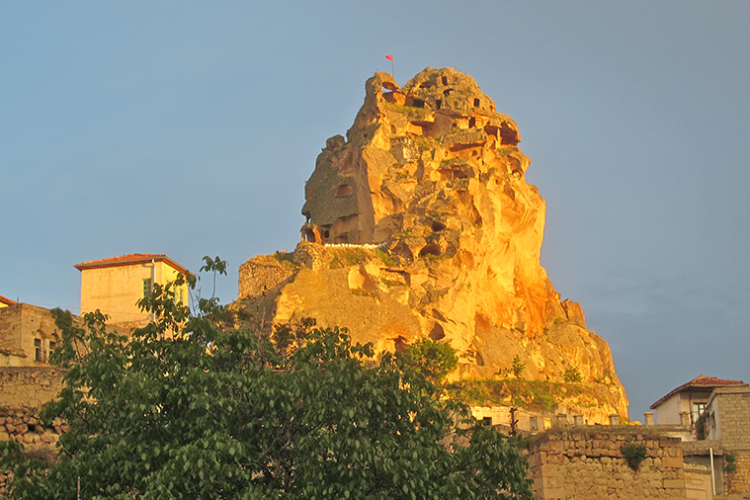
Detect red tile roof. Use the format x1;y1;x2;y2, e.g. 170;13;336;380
0;295;17;306
74;253;189;275
650;375;747;409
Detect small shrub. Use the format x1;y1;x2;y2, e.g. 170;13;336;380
620;441;647;470
696;413;707;440
725;453;736;473
564;366;582;383
344;250;368;266
511;355;525;379
373;249;397;266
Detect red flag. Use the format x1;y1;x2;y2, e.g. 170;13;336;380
385;55;393;61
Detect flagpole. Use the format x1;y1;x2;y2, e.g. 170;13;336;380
386;55;394;81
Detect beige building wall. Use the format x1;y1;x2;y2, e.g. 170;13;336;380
657;393;687;425
77;255;189;327
684;468;713;500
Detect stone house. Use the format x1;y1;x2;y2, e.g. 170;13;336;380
651;375;746;428
643;376;750;498
75;253;189;328
0;302;62;367
0;254;190;367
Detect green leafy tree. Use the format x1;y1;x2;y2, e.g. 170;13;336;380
511;355;526;379
0;267;532;500
401;337;459;385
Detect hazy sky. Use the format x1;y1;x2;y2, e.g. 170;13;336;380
2;2;748;420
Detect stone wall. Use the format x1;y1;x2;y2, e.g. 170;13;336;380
706;387;750;449
0;367;65;408
528;428;687;500
725;453;750;495
703;387;750;494
238;253;298;300
0;406;64;450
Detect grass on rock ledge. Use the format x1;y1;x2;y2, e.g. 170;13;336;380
446;379;604;412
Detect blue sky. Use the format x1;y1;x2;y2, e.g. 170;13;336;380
2;2;749;420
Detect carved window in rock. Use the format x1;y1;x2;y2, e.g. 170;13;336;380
334;184;354;198
473;98;480;107
34;338;42;362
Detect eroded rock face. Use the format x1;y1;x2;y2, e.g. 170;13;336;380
237;68;628;421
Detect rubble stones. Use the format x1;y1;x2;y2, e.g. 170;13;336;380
0;406;63;452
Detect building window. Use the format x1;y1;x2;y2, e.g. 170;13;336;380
34;339;42;362
142;278;153;298
693;402;707;422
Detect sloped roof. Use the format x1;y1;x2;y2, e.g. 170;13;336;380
74;253;189;275
650;375;747;409
0;295;17;306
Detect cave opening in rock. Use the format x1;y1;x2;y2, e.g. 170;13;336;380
431;220;446;232
412;98;425;108
435;99;442;110
441;76;448;85
429;323;445;341
469;117;476;128
335;184;354;198
419;243;441;257
475;352;485;366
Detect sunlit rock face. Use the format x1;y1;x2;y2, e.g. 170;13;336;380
237;68;628;421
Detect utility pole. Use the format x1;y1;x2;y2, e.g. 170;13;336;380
510;406;519;436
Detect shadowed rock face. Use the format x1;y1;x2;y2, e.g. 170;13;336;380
237;67;629;422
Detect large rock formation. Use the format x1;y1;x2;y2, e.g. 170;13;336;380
236;68;628;421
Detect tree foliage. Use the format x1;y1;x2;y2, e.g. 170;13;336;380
1;270;532;500
401;338;458;385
